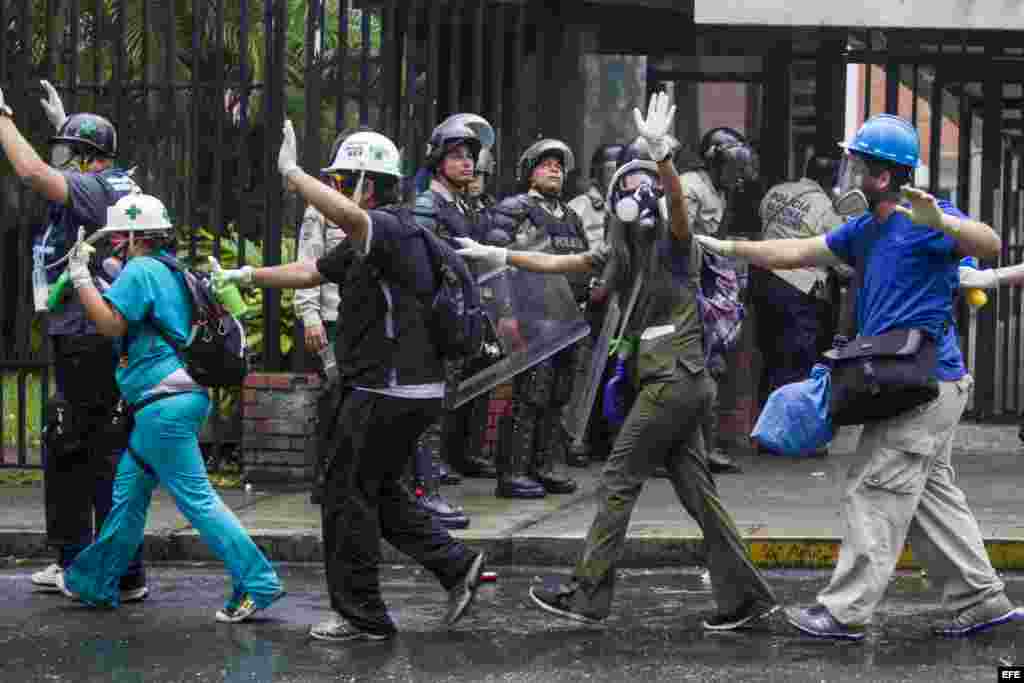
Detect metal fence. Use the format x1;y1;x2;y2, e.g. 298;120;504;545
0;0;547;467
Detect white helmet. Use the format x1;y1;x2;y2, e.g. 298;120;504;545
321;130;402;178
104;193;173;233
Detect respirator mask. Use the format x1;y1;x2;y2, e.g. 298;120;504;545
611;167;667;232
833;153;872;216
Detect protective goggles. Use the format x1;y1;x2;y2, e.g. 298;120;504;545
323;170;368;204
50;143;89;170
833;153;871;216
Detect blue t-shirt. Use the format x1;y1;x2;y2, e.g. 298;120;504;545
826;200;967;381
103;253;196;404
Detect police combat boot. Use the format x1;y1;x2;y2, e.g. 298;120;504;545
494;417;546;499
707;448;742;474
530;413;578;495
413;480;470;530
442;399;497;479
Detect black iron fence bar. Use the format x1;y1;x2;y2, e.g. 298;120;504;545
336;0;349;132
359;5;370;124
0;0;6;82
93;0;103;112
382;0;396;140
929;68;943;196
509;1;525;183
68;0;81;113
448;0;462;116
885;59;899;114
471;0;484;115
958;87;972;212
213;0;226;261
910;64;919;127
423;0;436;131
113;0;125;132
491;3;505;177
304;0;321;172
261;0;286;370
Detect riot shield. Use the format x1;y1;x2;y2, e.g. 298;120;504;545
451;266;590;409
561;292;621;446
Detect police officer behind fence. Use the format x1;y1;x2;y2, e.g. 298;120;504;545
216;121;486;642
490;138;590;498
0;83;147;599
680;126;758;474
456;93;779;629
752;154;848;433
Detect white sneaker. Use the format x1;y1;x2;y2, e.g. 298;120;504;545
31;564;63;592
120;585;149;603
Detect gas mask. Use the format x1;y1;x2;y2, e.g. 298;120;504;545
833;153;872;216
614;180;667;232
51;143;91;172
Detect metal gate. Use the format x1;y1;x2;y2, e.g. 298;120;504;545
1;0;554;467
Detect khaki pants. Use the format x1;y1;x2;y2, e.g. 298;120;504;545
819;375;1005;625
572;371;777;619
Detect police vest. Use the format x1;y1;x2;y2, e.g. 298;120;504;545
334;209;444;389
524;203;591;300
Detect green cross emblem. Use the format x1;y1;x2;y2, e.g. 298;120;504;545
124;204;142;220
78;119;98;139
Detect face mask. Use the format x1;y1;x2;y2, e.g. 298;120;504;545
834;154;871;216
615;183;662;230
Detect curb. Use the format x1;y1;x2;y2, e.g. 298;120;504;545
6;531;1024;570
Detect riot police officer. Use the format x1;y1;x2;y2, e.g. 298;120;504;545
680;127;758;475
490;139;590;497
411;114;499;527
0;83;147;598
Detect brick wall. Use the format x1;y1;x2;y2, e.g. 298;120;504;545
241;373;322;484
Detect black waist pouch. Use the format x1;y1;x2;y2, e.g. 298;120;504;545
824;328;940;426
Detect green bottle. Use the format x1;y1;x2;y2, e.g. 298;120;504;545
47;271;71;312
208;256;247;317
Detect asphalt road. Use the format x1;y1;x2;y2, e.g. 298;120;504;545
1;563;1022;682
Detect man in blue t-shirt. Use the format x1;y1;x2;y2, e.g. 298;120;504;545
0;84;146;598
695;114;1020;640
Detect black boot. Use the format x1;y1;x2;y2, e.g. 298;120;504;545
494;415;545;499
443;398;498;479
530;411;578;495
566;440;591;468
412;445;470;529
707;448;742;474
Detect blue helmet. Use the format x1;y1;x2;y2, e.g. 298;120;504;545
840;114;919;168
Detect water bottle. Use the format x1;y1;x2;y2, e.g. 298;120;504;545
32;260;49;313
318;343;339;384
208;256;247;317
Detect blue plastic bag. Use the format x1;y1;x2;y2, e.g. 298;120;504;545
751;363;835;457
603;357;632;428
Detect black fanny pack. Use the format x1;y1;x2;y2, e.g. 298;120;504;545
824;328;940;426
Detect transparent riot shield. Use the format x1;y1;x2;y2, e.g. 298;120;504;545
451;266;590;409
561;291;621;446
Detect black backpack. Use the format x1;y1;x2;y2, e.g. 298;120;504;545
150;255;249;387
384;208;486;360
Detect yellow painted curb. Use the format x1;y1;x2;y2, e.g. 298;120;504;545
747;539;1024;570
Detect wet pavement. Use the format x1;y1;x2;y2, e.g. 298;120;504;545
2;563;1023;682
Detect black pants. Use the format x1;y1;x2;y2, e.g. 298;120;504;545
751;270;833;409
47;334;144;586
321;390;475;634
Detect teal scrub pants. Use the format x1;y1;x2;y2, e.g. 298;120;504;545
65;392;281;608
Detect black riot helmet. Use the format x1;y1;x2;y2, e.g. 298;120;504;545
516;138;575;183
50;113;118;158
590;143;625;193
700;127;757;191
804;153;838;190
424;113;495;170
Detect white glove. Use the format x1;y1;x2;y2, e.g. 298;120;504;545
39;80;67;131
694;234;737;258
69;227;96;288
455;237;507;269
958;266;999;290
0;85;11;117
632;91;677;163
278;119;300;179
210;256;255;287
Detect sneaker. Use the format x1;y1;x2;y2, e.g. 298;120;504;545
55;571;77;601
444;551;485;627
786;605;865;641
120;585;150;603
528;583;604;625
933;593;1024;638
702;601;780;631
31;563;63;592
215;589;286;624
309;616;393;643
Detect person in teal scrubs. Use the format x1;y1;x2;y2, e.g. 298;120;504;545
58;192;283;623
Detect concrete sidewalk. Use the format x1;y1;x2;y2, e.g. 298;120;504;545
2;424;1023;569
